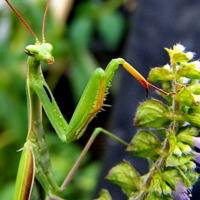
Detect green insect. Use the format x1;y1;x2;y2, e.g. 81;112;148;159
4;0;173;199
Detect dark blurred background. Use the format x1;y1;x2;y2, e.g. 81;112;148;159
0;0;200;199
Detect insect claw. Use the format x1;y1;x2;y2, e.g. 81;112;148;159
145;87;149;98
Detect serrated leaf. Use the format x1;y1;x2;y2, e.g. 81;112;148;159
94;189;112;200
178;126;199;137
106;161;141;197
148;68;173;83
165;47;192;63
177;126;198;146
173;53;192;62
126;130;161;160
177;67;200;79
134;99;171;128
166;153;194;167
178;87;197;106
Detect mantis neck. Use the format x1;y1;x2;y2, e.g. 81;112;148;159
26;56;44;142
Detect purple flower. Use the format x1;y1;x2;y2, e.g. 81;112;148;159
173;182;191;200
193;137;200;149
194;152;200;164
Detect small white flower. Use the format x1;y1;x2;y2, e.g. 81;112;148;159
192;60;200;71
179;77;190;84
177;142;192;155
185;52;195;61
163;63;171;71
174;44;185;52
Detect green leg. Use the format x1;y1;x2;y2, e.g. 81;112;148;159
60;127;128;191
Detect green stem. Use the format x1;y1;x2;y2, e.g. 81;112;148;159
170;58;180;132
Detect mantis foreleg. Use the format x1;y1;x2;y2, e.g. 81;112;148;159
30;57;173;144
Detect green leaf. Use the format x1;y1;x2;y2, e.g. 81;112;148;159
185;169;199;185
69;16;93;48
106;161;141;197
94;189;112;200
172;53;192;62
178;87;197;106
183;113;200;129
177;67;200;79
146;192;172;200
168;131;176;154
165;45;193;63
98;11;125;50
177;126;198;146
154;128;168;138
134;99;171;127
126;130;161;160
166;153;194;167
162;169;182;188
189;84;200;95
160;181;173;196
149;172;163;196
148;68;173;83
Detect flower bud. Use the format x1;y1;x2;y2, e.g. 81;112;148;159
185;52;194;60
179;164;187;172
173;44;185;52
186;161;196;170
160;181;172;195
177;142;192;155
173;146;182;157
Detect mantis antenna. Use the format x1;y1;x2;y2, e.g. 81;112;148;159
4;0;38;42
4;0;51;44
42;0;50;43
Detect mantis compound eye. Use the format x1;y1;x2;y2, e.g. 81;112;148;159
24;49;38;56
24;45;39;56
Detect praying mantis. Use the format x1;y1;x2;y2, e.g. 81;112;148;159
4;0;174;199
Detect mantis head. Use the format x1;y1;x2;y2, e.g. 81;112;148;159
25;43;54;64
5;0;52;64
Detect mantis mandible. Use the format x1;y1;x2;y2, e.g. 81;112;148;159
4;0;174;199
